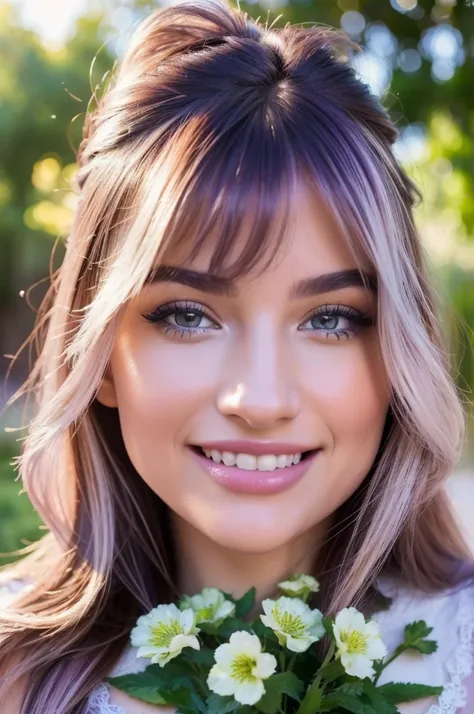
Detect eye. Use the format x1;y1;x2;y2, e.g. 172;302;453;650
299;305;374;340
142;301;220;339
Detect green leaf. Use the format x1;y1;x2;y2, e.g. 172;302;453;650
256;671;304;714
411;639;438;655
320;691;376;713
271;672;304;701
360;682;399;714
205;694;241;714
376;682;444;704
322;617;335;638
295;680;322;714
185;646;216;669
235;587;257;617
255;680;283;714
167;687;206;713
107;663;191;704
338;682;364;696
404;621;433;641
217;617;254;638
199;622;220;636
402;621;438;655
106;672;168;706
318;659;345;683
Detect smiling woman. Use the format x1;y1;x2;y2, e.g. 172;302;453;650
0;2;473;714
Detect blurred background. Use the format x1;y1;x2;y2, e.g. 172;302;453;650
0;0;473;561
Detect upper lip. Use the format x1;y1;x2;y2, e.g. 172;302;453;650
191;440;318;456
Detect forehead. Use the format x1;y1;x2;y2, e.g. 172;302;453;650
160;182;367;282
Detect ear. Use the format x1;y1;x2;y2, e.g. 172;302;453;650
96;365;118;408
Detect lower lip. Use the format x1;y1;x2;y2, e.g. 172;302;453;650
188;447;321;495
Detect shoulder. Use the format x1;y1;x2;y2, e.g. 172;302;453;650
373;575;474;713
0;576;33;609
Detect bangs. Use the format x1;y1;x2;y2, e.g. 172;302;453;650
149;115;297;282
140;110;381;291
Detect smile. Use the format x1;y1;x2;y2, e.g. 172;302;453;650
188;446;320;495
199;448;306;471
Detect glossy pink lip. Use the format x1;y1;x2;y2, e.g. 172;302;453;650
188;446;321;495
194;440;316;456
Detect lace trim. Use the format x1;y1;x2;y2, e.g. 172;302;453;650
87;684;126;714
427;585;474;714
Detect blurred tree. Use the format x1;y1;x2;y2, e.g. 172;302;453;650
0;3;114;364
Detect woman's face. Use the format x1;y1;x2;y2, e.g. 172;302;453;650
97;184;390;554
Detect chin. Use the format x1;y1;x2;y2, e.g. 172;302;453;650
198;515;304;554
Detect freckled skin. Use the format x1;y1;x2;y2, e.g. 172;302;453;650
97;184;389;566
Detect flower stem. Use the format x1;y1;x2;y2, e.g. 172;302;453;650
287;653;297;673
373;645;406;685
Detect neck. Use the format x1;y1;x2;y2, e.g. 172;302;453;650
171;515;326;603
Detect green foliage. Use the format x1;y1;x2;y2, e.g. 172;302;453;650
0;441;42;562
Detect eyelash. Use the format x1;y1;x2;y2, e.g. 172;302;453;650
142;301;374;341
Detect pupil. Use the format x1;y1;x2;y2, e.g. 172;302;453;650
314;315;338;330
176;311;200;328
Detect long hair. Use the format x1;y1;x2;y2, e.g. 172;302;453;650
0;2;471;712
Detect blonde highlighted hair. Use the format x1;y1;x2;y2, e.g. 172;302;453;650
0;2;471;711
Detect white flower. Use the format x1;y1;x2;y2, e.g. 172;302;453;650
333;607;387;679
130;603;200;667
207;631;277;705
180;587;236;625
278;574;320;599
260;596;325;653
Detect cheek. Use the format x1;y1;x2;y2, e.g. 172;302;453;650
108;332;219;474
305;338;389;483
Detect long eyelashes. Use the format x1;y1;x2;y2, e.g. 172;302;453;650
142;300;375;341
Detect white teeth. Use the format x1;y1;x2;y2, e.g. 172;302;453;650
236;453;257;470
222;451;237;466
258;455;278;471
198;448;305;471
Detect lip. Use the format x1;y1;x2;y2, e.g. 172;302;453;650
192;440;316;456
188;446;321;495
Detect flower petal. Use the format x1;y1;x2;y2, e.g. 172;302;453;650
180;607;197;633
234;679;265;705
214;642;235;669
286;635;312;653
253;653;277;679
207;667;237;697
216;600;236;620
170;634;200;654
341;652;375;679
365;637;387;660
229;631;262;656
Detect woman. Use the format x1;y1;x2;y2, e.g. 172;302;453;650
1;2;473;712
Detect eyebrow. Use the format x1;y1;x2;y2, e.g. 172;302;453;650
145;265;377;298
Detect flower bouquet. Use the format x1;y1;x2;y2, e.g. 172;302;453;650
109;574;442;714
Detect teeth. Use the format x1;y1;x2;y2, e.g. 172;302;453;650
200;449;305;471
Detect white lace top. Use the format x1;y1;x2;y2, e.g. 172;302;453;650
2;577;474;713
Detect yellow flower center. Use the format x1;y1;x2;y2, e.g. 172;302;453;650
197;606;216;621
150;620;183;648
340;629;368;655
231;653;257;683
273;607;306;638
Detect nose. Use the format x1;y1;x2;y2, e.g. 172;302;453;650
216;324;301;430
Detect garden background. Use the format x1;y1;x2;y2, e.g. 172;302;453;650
0;0;473;561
